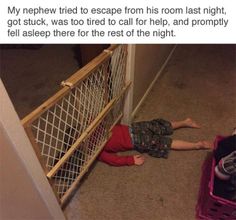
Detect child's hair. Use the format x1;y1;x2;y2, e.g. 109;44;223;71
54;125;80;178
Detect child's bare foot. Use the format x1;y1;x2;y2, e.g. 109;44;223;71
197;141;214;150
184;118;201;129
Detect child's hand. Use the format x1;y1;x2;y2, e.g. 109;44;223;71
133;155;145;166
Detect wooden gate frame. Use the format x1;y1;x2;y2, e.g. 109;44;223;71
21;44;130;206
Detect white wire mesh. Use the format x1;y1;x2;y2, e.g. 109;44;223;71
107;45;127;100
31;64;108;170
104;94;125;129
53;121;108;199
26;45;128;201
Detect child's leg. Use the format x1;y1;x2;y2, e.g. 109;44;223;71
171;118;200;130
171;139;213;150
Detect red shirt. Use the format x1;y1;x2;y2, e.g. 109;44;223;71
98;125;135;166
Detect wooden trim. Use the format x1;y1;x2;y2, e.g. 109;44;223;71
21;87;70;127
120;81;131;98
105;44;120;53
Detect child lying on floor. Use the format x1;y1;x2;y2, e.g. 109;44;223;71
98;118;212;166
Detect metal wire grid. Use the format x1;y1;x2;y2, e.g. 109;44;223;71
26;44;127;201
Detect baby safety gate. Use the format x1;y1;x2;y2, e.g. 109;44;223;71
21;45;130;206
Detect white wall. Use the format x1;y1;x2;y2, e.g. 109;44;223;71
0;80;65;220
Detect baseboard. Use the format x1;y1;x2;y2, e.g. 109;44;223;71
131;44;177;119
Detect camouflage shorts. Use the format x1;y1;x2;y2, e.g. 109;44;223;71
130;118;173;158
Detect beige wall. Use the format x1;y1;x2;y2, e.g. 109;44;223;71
133;44;174;110
0;80;65;220
0;126;54;220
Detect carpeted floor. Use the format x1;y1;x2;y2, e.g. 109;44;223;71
1;44;235;220
64;45;236;220
0;45;79;119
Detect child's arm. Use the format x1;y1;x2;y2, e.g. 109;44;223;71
98;151;144;166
